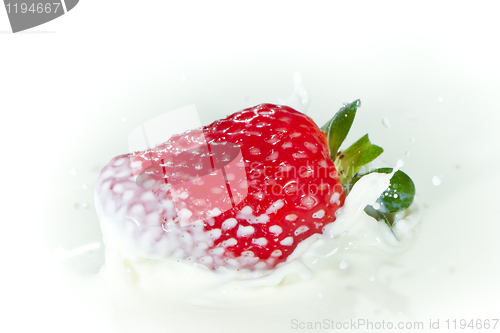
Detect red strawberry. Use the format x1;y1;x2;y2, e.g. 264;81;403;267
95;104;345;271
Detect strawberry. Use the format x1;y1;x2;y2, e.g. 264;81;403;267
95;104;346;271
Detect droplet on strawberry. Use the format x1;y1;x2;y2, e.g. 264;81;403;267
95;104;345;271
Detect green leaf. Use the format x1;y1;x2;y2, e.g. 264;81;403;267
364;205;392;226
321;99;360;158
364;205;398;239
370;168;416;213
334;134;384;184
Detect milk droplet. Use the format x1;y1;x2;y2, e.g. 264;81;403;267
70;168;77;176
82;183;88;190
382;117;391;129
432;176;441;186
438;96;444;102
339;260;349;270
244;95;250;101
396;159;404;168
372;202;381;210
368;275;376;282
409;137;415;143
82;202;89;209
405;149;410;157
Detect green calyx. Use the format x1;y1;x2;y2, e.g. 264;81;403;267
334;134;383;184
321;99;360;157
321;100;416;233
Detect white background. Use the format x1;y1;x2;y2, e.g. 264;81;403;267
1;1;500;332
